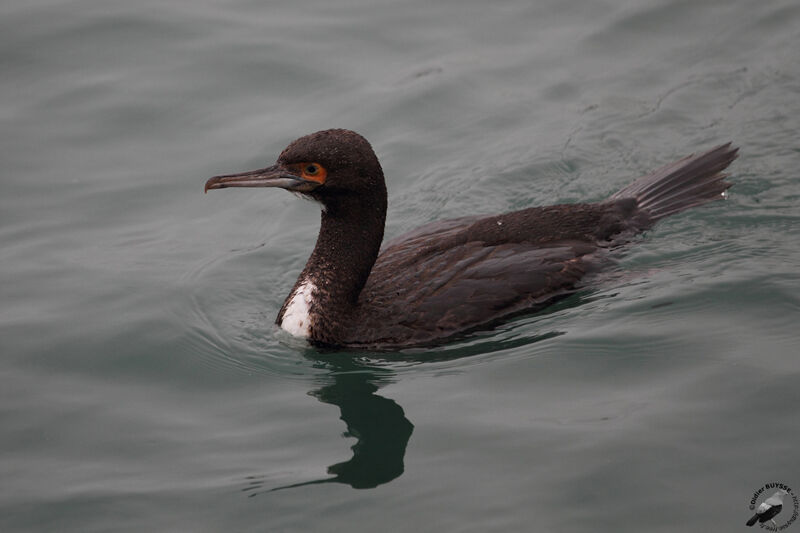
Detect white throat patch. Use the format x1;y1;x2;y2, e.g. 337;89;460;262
280;279;315;338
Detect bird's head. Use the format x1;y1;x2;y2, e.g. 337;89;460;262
205;129;386;211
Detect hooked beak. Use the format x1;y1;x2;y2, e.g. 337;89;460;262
204;164;319;193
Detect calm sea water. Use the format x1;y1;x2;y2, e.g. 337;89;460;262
2;0;799;531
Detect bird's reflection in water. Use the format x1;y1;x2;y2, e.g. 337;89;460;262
241;305;578;496
242;327;567;495
244;354;413;495
310;359;414;489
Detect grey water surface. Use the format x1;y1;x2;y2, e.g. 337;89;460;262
2;0;799;531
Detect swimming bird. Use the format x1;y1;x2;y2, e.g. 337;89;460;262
747;489;788;527
205;129;737;349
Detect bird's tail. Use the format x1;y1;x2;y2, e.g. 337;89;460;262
746;514;759;527
608;143;738;222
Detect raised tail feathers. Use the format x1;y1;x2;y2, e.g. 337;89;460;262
609;143;738;222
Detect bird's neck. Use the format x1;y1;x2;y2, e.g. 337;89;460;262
308;196;386;302
279;190;387;343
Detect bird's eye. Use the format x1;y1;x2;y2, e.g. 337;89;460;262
298;162;327;184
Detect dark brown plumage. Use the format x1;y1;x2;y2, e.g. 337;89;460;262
205;129;738;349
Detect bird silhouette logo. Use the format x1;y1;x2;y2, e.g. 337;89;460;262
746;484;798;530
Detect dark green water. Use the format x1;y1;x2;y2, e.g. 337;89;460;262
2;0;799;531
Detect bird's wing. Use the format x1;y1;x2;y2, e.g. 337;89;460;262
757;501;772;513
356;239;600;346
